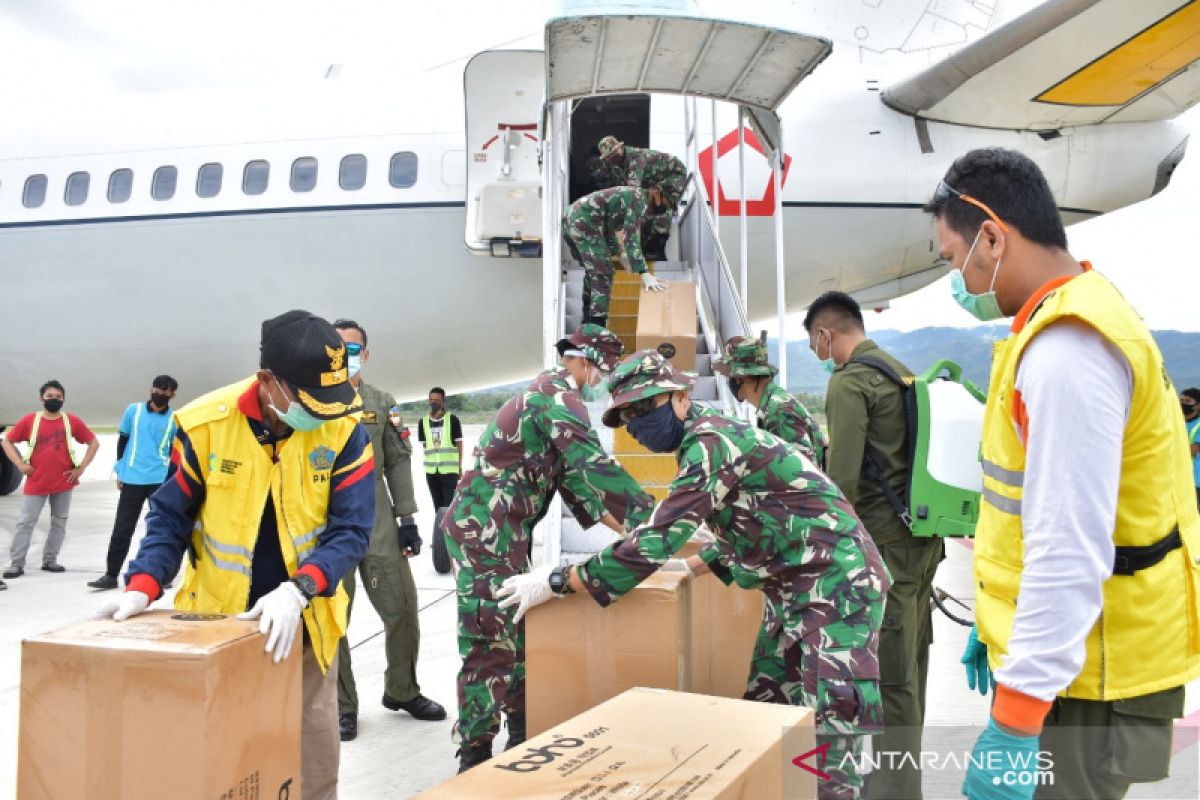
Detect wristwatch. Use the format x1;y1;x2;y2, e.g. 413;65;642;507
548;566;575;596
290;574;318;604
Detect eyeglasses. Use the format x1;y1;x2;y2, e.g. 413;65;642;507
933;180;1009;232
617;398;657;425
344;342;364;356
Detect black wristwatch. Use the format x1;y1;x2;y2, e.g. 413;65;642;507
290;574;318;604
548;566;575;596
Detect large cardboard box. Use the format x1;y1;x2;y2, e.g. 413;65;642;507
418;687;816;799
526;571;689;737
680;539;765;698
635;279;697;371
19;610;301;800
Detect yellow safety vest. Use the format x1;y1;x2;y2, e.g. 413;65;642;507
172;378;355;672
975;270;1200;700
26;411;78;467
421;413;459;474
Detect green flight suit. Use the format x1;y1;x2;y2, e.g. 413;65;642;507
825;339;944;800
337;381;423;713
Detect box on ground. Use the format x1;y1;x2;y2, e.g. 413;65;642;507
418;686;815;799
636;279;697;371
19;609;301;800
679;538;764;698
526;571;689;736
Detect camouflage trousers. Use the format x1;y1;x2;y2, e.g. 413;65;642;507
744;604;884;800
564;233;614;324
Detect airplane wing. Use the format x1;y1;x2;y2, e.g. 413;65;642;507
882;0;1200;129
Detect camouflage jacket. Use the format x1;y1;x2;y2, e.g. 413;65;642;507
757;382;829;469
451;369;654;556
612;146;687;204
578;407;891;639
562;186;648;273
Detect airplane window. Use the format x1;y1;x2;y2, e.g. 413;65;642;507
22;174;47;209
151;166;178;201
389;152;418;188
291;157;318;192
243;160;270;195
108;169;133;203
64;172;90;206
339;154;367;190
196;163;223;198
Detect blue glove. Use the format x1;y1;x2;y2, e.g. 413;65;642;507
961;625;994;695
962;718;1041;799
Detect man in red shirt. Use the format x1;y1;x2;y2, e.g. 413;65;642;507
1;380;99;578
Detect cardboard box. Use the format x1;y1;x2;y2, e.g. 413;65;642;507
417;687;816;799
526;571;689;737
680;539;765;698
19;610;301;800
635;279;697;371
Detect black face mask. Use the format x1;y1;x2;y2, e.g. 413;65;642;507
727;378;741;400
151;393;170;409
1184;402;1198;419
627;399;685;453
429;401;443;413
43;398;63;413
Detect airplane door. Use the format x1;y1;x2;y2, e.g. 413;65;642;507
464;50;545;256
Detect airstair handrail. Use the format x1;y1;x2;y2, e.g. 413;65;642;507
678;171;751;344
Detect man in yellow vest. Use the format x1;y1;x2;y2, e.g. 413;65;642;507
97;310;375;800
418;386;462;510
925;148;1200;799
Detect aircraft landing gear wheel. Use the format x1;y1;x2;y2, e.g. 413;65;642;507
0;455;22;496
432;506;452;575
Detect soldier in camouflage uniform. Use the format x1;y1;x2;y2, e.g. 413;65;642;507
440;325;655;773
596;135;687;258
713;335;830;468
497;350;892;800
562;186;666;328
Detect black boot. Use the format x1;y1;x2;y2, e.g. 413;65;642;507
457;741;493;773
504;715;526;751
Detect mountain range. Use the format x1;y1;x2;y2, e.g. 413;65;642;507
769;326;1200;394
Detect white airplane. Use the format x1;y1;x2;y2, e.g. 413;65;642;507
1;0;1197;495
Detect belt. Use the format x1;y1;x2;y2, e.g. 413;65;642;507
1112;529;1181;576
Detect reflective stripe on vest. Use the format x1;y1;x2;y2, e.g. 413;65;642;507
422;414;458;473
27;411;78;467
128;403;175;469
974;270;1200;701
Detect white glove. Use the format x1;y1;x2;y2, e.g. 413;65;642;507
641;272;667;292
94;590;151;621
660;558;694;578
495;563;558;623
237;582;307;664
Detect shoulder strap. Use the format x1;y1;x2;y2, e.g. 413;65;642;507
26;412;42;464
846;355;916;529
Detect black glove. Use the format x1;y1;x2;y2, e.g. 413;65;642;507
398;521;422;556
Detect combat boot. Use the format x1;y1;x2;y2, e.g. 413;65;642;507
456;741;493;773
504;714;526;751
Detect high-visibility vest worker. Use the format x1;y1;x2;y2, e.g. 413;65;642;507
975;269;1200;701
421;413;459;474
26;411;79;467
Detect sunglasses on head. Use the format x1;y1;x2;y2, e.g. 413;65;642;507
933;180;1009;233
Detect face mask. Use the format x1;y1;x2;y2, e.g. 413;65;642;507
150;393;169;408
580;370;611;402
266;378;325;432
816;331;836;375
627;399;685;453
43;398;63;413
727;378;741;400
1184;403;1198;418
348;355;362;379
429;400;442;413
949;229;1005;321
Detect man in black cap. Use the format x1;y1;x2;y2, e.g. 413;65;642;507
98;310;375;800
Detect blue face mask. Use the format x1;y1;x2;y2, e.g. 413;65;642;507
267;378;326;432
627;398;685;453
949;228;1005;321
348;355;362;379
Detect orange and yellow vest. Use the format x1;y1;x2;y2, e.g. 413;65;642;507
173;378;356;672
974;270;1200;700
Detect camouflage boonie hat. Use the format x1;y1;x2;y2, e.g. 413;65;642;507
556;324;624;372
597;135;624;161
601;349;695;428
711;335;777;378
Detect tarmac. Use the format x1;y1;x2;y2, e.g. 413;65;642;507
1;429;1197;798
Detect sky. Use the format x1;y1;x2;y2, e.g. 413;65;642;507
2;0;1196;332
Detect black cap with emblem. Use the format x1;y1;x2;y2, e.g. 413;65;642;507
260;310;361;420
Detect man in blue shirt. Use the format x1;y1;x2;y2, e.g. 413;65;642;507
1184;388;1200;511
87;375;178;590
